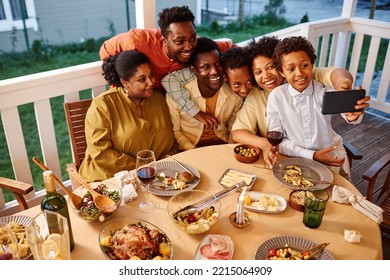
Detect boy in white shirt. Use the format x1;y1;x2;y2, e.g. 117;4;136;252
267;36;370;178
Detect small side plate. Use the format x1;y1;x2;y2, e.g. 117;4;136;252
194;234;234;260
218;168;256;191
244;191;287;213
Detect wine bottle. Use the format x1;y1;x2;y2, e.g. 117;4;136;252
41;170;75;250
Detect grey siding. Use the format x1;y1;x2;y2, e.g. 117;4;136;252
0;0;195;53
34;0;130;45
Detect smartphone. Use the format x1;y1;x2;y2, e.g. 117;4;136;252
321;89;366;114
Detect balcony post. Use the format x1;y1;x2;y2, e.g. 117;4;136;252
334;0;357;68
135;0;156;29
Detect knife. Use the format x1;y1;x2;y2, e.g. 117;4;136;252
170;157;200;180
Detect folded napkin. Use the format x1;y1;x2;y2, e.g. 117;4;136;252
114;171;138;203
332;185;383;223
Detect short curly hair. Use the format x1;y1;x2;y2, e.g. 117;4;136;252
274;36;317;72
189;37;220;66
247;36;280;61
102;50;149;87
220;47;251;74
158;6;195;38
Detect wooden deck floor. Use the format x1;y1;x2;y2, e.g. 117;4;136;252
332;110;390;194
332;109;390;259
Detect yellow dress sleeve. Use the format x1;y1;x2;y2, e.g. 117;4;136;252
312;66;336;87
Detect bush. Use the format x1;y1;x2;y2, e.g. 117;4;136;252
300;13;309;23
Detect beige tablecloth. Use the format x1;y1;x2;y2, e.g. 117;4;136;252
18;144;383;260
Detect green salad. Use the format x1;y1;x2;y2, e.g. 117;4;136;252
78;184;121;222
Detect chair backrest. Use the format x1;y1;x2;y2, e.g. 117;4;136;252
363;153;390;234
63;99;93;169
0;177;34;211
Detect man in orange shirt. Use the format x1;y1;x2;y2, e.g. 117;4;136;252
100;6;232;93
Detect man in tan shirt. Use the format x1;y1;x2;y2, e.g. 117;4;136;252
165;37;243;151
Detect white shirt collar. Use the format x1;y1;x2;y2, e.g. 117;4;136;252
287;80;314;97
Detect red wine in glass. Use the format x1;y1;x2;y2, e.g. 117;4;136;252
137;166;156;185
266;131;284;147
136;149;159;212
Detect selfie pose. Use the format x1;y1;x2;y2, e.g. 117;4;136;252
267;36;370;178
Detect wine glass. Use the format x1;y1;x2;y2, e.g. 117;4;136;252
136;149;159;212
266;118;284;153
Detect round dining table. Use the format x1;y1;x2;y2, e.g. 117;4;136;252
17;144;383;260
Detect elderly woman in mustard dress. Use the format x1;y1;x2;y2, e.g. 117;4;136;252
79;50;177;182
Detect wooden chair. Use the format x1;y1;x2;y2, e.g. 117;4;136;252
0;177;34;211
63;99;93;188
363;153;390;234
344;140;363;168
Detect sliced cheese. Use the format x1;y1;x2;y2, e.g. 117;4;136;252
220;170;253;186
249;194;279;211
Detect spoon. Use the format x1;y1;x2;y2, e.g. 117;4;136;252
66;168;117;213
32;156;83;209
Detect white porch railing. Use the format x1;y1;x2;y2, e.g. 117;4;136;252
0;62;107;215
0;15;389;216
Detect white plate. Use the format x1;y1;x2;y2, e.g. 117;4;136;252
255;236;334;260
244;191;287;213
218;168;256;191
194;234;234;260
0;215;33;260
149;160;200;196
273;158;333;190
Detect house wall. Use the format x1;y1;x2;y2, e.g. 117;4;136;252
0;0;195;53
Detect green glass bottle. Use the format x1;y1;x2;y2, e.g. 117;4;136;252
41;170;75;250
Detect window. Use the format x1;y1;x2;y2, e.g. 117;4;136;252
0;1;5;20
10;0;27;20
0;0;37;32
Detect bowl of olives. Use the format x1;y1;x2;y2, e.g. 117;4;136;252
234;144;260;163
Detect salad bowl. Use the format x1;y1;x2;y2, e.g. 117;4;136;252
69;182;122;223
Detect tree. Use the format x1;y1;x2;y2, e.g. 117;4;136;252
369;0;376;19
238;0;245;23
264;0;286;22
300;13;309;23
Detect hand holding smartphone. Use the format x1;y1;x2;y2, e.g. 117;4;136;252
321;89;366;114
